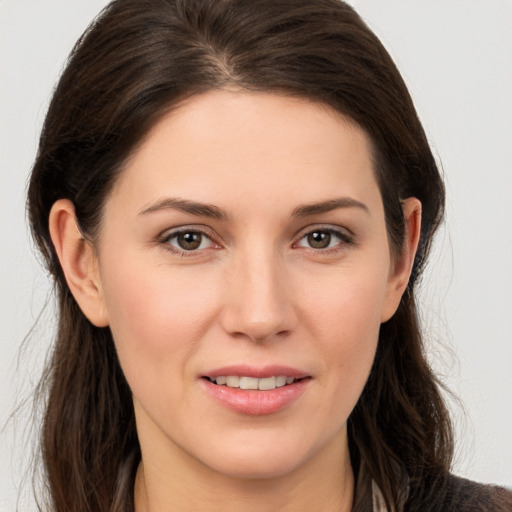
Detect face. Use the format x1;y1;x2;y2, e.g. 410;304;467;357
92;90;409;480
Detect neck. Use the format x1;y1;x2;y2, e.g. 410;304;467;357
134;432;354;512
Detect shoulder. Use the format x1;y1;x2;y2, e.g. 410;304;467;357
404;474;512;512
436;474;512;512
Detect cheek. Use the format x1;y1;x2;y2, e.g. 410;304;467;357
98;256;220;385
303;262;388;339
300;265;388;399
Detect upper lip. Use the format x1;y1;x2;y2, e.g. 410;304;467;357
203;365;310;379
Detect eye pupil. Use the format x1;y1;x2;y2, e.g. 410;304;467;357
307;231;331;249
177;232;202;250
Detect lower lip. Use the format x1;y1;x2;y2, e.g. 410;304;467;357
201;378;310;416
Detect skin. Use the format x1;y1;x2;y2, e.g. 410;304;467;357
49;89;421;512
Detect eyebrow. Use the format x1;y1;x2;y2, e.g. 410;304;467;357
292;197;370;217
139;197;229;220
138;196;369;220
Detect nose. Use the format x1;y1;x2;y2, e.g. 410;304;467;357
219;246;298;343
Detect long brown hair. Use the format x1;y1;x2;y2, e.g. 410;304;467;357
27;1;451;510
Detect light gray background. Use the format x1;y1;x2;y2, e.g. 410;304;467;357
1;1;511;509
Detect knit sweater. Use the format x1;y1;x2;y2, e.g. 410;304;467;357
434;475;512;512
373;474;512;511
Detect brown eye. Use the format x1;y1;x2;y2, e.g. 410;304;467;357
177;232;203;250
295;227;352;252
164;230;215;253
307;231;331;249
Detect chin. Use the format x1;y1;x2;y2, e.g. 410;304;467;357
209;452;307;481
192;429;328;481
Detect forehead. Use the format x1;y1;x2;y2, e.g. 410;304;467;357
109;89;381;216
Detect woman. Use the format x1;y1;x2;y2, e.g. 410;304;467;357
26;0;512;510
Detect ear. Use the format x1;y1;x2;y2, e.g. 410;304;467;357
381;197;422;323
49;199;109;327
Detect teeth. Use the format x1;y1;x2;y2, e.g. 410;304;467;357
258;377;276;390
276;376;287;387
211;375;299;389
239;376;259;390
226;376;239;388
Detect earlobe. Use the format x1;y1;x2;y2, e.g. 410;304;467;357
49;199;109;327
381;197;422;323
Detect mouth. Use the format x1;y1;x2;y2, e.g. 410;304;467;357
203;375;307;390
201;371;311;415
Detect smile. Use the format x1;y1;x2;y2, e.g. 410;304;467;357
201;377;310;416
205;375;301;390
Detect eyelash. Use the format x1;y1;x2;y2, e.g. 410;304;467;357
293;227;355;253
158;225;354;257
158;228;219;257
